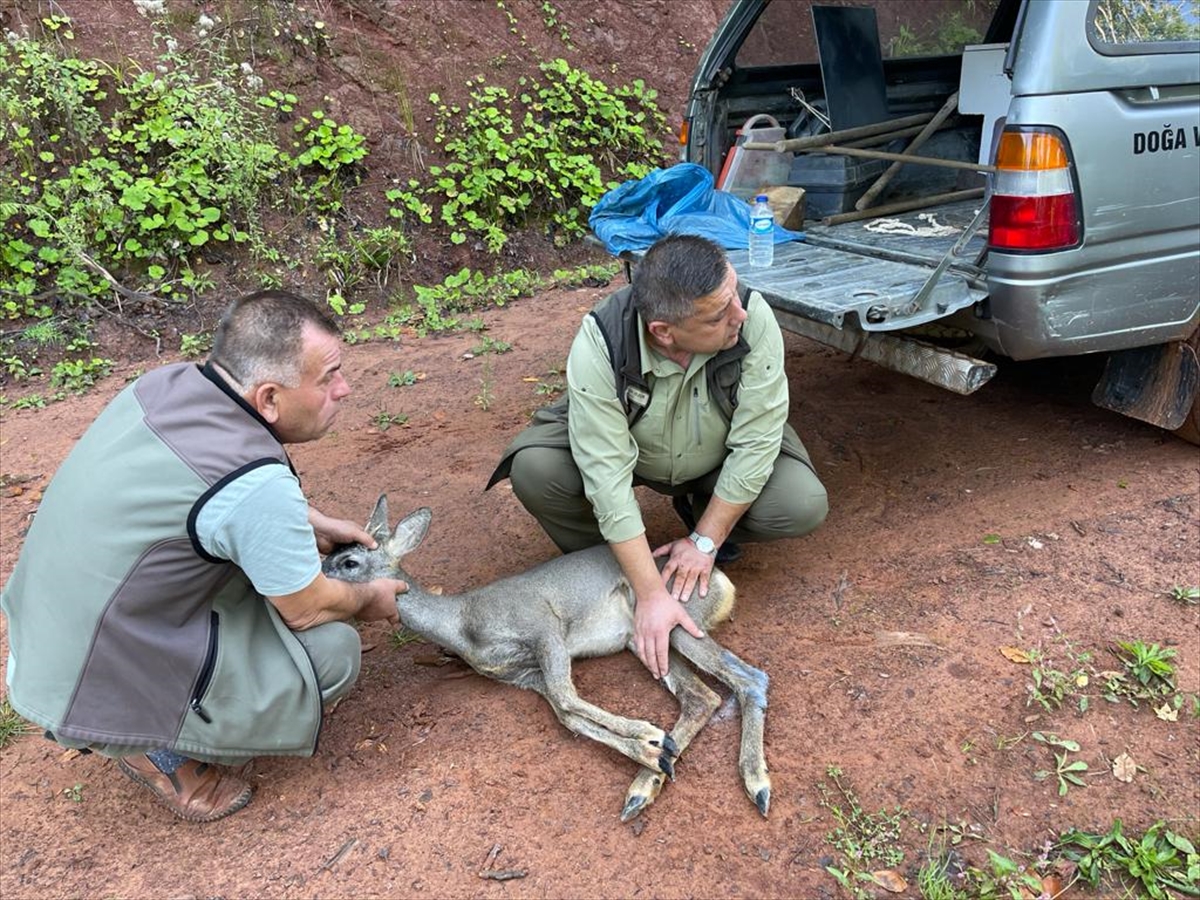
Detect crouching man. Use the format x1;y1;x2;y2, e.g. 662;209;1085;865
1;290;407;822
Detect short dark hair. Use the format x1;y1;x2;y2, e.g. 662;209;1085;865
210;290;340;387
631;234;729;324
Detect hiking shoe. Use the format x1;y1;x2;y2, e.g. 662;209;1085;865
118;754;253;823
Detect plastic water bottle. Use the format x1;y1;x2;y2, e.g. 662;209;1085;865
748;194;774;268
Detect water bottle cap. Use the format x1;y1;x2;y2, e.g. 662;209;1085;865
755;194;768;202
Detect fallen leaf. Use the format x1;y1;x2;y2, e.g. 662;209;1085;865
870;870;907;893
60;748;82;761
1112;752;1136;783
1041;873;1066;897
1155;703;1179;722
1000;646;1031;663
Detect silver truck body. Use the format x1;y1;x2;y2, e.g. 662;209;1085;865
682;0;1200;437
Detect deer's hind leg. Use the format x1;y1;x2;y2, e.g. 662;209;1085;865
620;651;722;822
534;638;679;776
669;632;771;817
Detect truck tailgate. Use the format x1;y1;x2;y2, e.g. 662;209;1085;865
727;198;996;394
727;198;988;333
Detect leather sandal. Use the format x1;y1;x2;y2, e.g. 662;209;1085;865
118;753;253;823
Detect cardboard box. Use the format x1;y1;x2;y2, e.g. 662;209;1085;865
764;186;806;230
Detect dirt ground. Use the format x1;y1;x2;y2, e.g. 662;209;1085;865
1;1;1198;898
1;282;1198;899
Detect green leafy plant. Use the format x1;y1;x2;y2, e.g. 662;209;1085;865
2;355;41;381
552;261;620;287
388;370;419;387
470;335;512;355
475;359;496;411
9;393;48;410
1057;819;1200;900
917;844;971;900
0;696;36;750
966;850;1053;900
49;356;112;393
61;783;84;802
1110;640;1177;704
540;1;574;48
1168;584;1200;605
817;766;906;897
370;409;408;431
389;627;424;649
421;59;665;251
1031;732;1089;796
179;333;211;359
285;108;369;210
1025;644;1092;714
0;13;389;388
402;268;546;336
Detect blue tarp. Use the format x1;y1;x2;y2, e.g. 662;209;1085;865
588;163;803;256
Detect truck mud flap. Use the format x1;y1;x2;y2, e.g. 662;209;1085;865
1091;339;1199;431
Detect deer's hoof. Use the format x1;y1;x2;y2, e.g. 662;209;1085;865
657;751;675;781
754;786;770;818
620;794;648;823
660;734;679;757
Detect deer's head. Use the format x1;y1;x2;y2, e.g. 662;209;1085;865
321;494;430;584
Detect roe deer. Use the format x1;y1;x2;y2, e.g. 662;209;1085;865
322;495;770;821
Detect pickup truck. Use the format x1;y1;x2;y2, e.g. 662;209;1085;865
680;0;1200;442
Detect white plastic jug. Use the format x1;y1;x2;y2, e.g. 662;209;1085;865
717;114;793;198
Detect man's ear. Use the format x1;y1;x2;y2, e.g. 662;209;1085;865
249;382;282;423
647;319;675;348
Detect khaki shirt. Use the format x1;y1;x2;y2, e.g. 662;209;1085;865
566;289;789;543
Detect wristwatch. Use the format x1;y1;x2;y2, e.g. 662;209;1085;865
688;531;717;556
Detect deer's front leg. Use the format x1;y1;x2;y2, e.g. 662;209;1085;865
536;639;679;776
621;652;721;822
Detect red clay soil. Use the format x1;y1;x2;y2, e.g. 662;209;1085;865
2;283;1198;899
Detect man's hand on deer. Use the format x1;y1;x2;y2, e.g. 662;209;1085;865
653;537;716;604
308;506;378;555
633;587;704;680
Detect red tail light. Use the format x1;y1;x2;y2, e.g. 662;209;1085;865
988;129;1081;252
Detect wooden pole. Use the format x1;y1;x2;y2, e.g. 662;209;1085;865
819;187;985;226
761;112;935;152
843;118;959;149
855;91;961;211
742;143;997;174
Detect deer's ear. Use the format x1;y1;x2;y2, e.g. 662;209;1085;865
365;494;391;542
388;507;431;557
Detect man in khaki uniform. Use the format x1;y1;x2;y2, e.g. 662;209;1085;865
489;235;828;680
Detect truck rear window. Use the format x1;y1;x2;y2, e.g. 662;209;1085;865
735;0;1000;68
1088;0;1200;52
